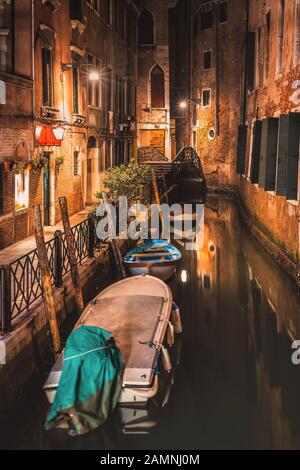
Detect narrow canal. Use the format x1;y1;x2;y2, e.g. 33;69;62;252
1;196;300;450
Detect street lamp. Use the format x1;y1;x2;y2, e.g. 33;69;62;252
61;63;100;81
179;97;201;109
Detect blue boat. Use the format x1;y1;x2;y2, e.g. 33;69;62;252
124;240;182;281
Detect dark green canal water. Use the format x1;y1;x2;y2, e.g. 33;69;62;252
1;196;299;450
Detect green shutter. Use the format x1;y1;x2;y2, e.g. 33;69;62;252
236;125;248;174
250;120;262;183
247;32;255;89
276;113;300;199
286;113;300;200
259;118;278;190
276;115;289;196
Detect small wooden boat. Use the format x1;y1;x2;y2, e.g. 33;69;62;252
44;275;173;405
124;240;181;282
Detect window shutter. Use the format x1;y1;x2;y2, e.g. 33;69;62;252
275;114;289;196
247;32;255;89
70;0;82;21
286;113;300;200
236;125;248;174
250;120;262;183
258;117;278;190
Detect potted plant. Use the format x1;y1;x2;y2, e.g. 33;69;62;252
96;159;152;206
30;157;42;173
25;161;33;171
2;157;14;171
55;154;65;172
15;162;24;174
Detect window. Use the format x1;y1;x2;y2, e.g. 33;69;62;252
105;67;112;111
218;2;228;23
193;14;198;38
70;0;83;21
89;0;100;12
203;50;212;70
106;0;112;25
73;151;81;176
87;55;101;107
264;11;271;83
0;0;13;73
138;9;154;46
258;118;279;191
151;65;165;108
87;54;94;105
15;170;29;211
201;10;213;30
105;140;112;168
95;58;101;107
72;66;79;114
114;0;119;32
202;89;211;107
42;48;54;106
255;26;261;88
276;0;285;74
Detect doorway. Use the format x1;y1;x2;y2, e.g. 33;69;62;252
43;152;51;226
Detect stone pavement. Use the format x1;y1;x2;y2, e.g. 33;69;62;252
0;206;93;265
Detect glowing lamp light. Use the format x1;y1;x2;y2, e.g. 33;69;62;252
35;126;43;140
89;71;100;81
181;269;188;284
53;126;67;141
179;101;187;109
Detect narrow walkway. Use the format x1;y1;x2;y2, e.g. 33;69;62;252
0;206;93;265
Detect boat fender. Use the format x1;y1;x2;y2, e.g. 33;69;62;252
167;321;175;348
161;346;172;373
171;302;183;334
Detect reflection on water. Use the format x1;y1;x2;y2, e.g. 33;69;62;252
1;196;300;450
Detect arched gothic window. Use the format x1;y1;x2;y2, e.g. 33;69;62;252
151;65;165;108
138;9;154;46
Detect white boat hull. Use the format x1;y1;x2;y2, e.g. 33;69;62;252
127;264;176;282
44;276;173;406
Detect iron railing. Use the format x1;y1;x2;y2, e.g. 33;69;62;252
0;215;103;334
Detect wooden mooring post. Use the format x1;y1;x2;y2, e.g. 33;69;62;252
102;192;127;280
33;205;61;355
59;197;84;313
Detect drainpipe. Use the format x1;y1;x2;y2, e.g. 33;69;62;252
215;3;220;136
31;0;35;119
242;0;250;126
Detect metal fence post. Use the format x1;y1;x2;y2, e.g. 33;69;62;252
54;230;63;288
88;215;95;258
0;265;12;334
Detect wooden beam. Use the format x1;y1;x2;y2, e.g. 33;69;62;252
59;197;84;313
102;192;127;280
33;205;61;355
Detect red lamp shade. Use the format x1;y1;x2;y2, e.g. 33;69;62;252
35;126;62;146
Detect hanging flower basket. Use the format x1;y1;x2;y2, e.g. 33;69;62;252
55;154;65;172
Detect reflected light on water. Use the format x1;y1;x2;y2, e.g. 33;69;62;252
180;269;188;283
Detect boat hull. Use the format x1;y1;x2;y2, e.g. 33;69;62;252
44;275;173;405
125;261;176;282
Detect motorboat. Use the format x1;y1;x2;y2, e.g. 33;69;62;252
44;275;174;407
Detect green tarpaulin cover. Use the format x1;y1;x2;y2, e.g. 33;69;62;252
45;326;123;436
